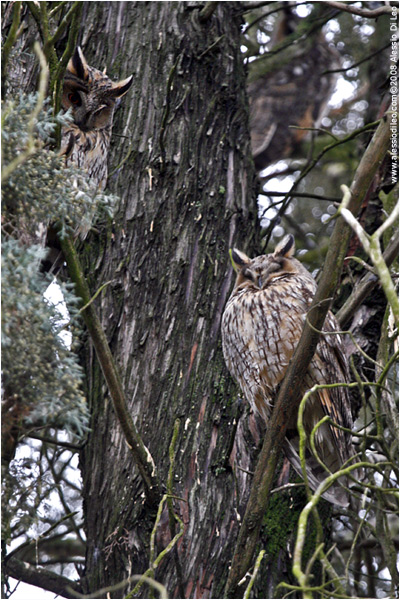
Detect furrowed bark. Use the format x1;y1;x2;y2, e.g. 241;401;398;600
76;3;260;596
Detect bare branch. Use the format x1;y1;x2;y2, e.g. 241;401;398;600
60;235;162;509
338;188;399;327
4;557;82;599
336;232;399;327
323;1;393;18
198;1;218;22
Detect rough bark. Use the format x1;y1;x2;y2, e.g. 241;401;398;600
77;3;261;597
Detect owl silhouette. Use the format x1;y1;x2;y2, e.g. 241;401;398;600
61;46;133;190
221;234;357;506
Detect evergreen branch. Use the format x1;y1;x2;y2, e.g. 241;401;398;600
59;235;162;509
224;112;392;599
247;7;339;77
2;43;48;182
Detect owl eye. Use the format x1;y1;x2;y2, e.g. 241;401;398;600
269;259;284;273
68;92;82;106
242;268;254;281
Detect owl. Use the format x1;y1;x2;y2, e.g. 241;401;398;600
221;234;356;506
61;46;133;190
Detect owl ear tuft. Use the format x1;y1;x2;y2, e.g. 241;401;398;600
273;234;295;258
230;248;250;272
110;75;134;98
68;47;90;81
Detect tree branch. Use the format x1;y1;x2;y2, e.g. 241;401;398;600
59;235;162;509
4;556;82;599
224;113;392;598
198;1;218;22
1;1;22;87
323;1;393;18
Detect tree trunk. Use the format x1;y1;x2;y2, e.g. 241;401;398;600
77;3;261;597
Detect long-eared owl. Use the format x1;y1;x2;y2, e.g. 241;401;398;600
61;47;133;190
221;234;356;506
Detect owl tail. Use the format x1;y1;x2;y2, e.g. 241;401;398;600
283;437;351;507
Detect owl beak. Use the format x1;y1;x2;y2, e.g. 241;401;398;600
257;276;263;289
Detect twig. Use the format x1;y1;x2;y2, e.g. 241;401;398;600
322;42;392;75
338;187;399;327
126;421;184;599
67;574;168;599
79;280;113;313
159;55;181;171
127;494;184;598
243;550;265;599
46;1;82;48
6;512;79;562
336;232;399;326
167;419;185;598
242;1;299;34
26;433;83;451
262;191;341;203
292;461;389;596
323;1;393;18
261;119;380;250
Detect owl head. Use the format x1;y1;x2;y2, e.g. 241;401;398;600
62;47;133;133
231;234;309;290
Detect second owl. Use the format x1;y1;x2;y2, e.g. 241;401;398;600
221;234;357;506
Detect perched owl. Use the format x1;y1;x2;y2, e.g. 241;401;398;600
221;235;356;506
41;48;133;272
61;46;133;190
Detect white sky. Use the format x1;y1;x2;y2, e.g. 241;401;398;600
8;580;61;600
